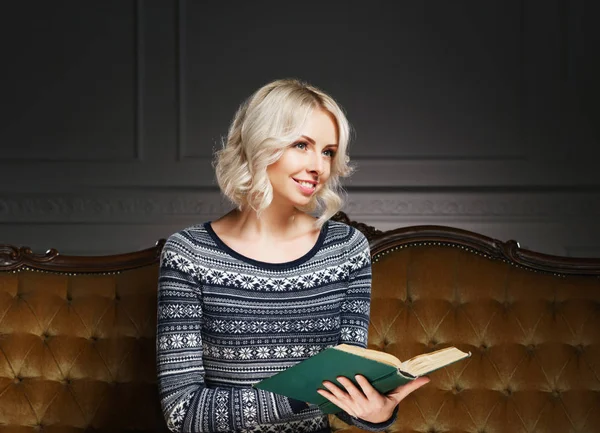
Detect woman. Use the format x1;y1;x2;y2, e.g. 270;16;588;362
156;78;428;433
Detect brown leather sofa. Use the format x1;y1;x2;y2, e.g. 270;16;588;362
1;212;598;433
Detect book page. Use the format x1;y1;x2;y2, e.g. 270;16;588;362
400;347;470;376
335;344;402;367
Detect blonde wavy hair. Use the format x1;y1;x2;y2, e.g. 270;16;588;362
213;78;354;229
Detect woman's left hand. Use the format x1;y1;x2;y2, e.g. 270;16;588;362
316;375;430;424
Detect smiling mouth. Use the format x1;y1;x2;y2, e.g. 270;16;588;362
293;179;317;190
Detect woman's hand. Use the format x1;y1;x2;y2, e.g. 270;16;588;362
316;375;430;424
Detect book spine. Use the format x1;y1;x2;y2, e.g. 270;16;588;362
371;371;413;394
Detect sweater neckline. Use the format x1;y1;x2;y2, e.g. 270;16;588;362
203;220;329;270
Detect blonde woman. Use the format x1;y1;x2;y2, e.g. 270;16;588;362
156;79;429;433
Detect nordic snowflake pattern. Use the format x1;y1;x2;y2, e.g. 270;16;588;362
203;316;341;334
157;221;391;433
161;248;370;292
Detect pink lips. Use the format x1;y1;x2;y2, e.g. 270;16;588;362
293;178;317;195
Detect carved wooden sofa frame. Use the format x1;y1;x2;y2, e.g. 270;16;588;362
1;211;598;432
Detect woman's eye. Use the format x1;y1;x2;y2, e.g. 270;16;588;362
294;142;308;150
323;149;336;158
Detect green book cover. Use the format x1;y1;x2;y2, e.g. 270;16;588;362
253;346;418;414
253;344;471;414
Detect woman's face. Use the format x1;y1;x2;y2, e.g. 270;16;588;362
266;108;339;208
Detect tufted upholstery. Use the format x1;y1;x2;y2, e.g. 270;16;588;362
331;239;600;433
1;214;599;433
0;249;167;432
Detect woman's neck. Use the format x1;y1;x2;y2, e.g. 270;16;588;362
219;206;315;242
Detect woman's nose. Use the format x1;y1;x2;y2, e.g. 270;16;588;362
309;152;324;174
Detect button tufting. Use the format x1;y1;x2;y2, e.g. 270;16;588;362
453;384;463;394
504;387;512;396
552;389;561;398
480;343;488;352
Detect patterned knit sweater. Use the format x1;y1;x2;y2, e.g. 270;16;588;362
156;219;397;433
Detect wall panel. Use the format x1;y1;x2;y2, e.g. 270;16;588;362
0;0;597;257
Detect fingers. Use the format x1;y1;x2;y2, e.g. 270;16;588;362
317;375;431;420
318;376;385;418
388;376;431;402
319;376;400;424
317;380;356;416
354;374;381;399
336;376;367;401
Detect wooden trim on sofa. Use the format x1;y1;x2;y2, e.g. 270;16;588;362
0;239;166;274
332;211;600;276
1;212;599;276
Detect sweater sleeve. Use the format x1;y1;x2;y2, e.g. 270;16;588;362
334;228;398;431
156;235;307;433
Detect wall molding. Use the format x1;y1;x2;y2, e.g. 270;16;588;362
0;2;145;163
1;192;598;223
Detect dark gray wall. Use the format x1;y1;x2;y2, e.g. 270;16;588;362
1;0;598;256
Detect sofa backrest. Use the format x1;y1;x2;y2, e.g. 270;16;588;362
330;213;600;433
1;213;598;433
0;241;167;432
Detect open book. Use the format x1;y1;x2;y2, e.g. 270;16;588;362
336;344;470;377
254;344;471;414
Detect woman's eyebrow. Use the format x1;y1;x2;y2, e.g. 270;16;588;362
300;135;338;147
300;135;316;145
